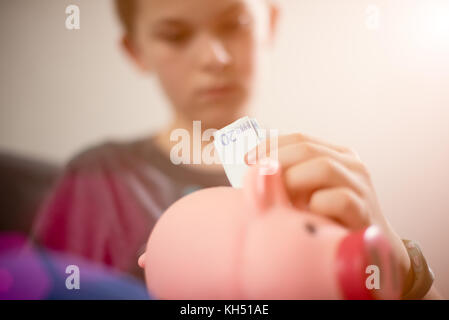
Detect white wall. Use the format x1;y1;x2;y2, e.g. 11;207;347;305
1;0;448;297
0;0;171;163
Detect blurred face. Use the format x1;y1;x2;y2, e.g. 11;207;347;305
128;0;273;129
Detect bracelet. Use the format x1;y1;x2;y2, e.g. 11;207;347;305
401;239;435;300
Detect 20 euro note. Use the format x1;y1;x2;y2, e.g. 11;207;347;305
213;116;268;188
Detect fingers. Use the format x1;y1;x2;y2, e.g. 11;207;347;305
284;156;367;201
275;142;366;175
309;187;369;230
243;132;374;231
277;133;355;155
245;133;359;164
245;134;370;183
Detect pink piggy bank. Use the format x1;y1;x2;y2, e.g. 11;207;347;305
140;160;403;299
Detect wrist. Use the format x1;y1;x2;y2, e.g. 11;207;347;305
399;240;415;296
385;230;412;292
400;239;435;300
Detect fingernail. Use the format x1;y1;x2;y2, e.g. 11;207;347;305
246;149;257;165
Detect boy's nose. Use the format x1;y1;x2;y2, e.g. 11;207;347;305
194;34;232;72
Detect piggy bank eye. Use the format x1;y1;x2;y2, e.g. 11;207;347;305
305;222;316;235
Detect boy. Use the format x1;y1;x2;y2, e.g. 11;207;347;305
33;0;440;299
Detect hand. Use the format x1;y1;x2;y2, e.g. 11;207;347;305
245;133;412;294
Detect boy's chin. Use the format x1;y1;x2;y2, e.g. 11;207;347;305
192;101;249;129
196;109;247;130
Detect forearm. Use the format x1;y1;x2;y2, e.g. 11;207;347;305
422;285;443;300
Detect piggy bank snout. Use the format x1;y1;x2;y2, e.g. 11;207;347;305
336;225;403;300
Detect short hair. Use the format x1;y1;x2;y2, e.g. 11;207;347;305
115;0;135;34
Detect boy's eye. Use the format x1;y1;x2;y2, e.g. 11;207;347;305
153;25;192;44
219;14;252;33
157;30;191;43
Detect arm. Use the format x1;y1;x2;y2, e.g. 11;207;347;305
423;286;443;300
400;239;442;300
245;133;442;300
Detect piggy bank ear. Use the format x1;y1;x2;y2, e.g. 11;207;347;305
336;225;403;300
138;253;146;269
243;158;291;212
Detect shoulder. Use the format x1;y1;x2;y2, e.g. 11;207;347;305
66;140;132;172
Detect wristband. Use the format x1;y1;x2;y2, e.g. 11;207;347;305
401;239;435;300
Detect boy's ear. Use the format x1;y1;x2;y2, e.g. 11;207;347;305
267;1;280;44
121;35;154;73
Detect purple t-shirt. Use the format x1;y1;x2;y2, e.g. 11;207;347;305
32;136;230;279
